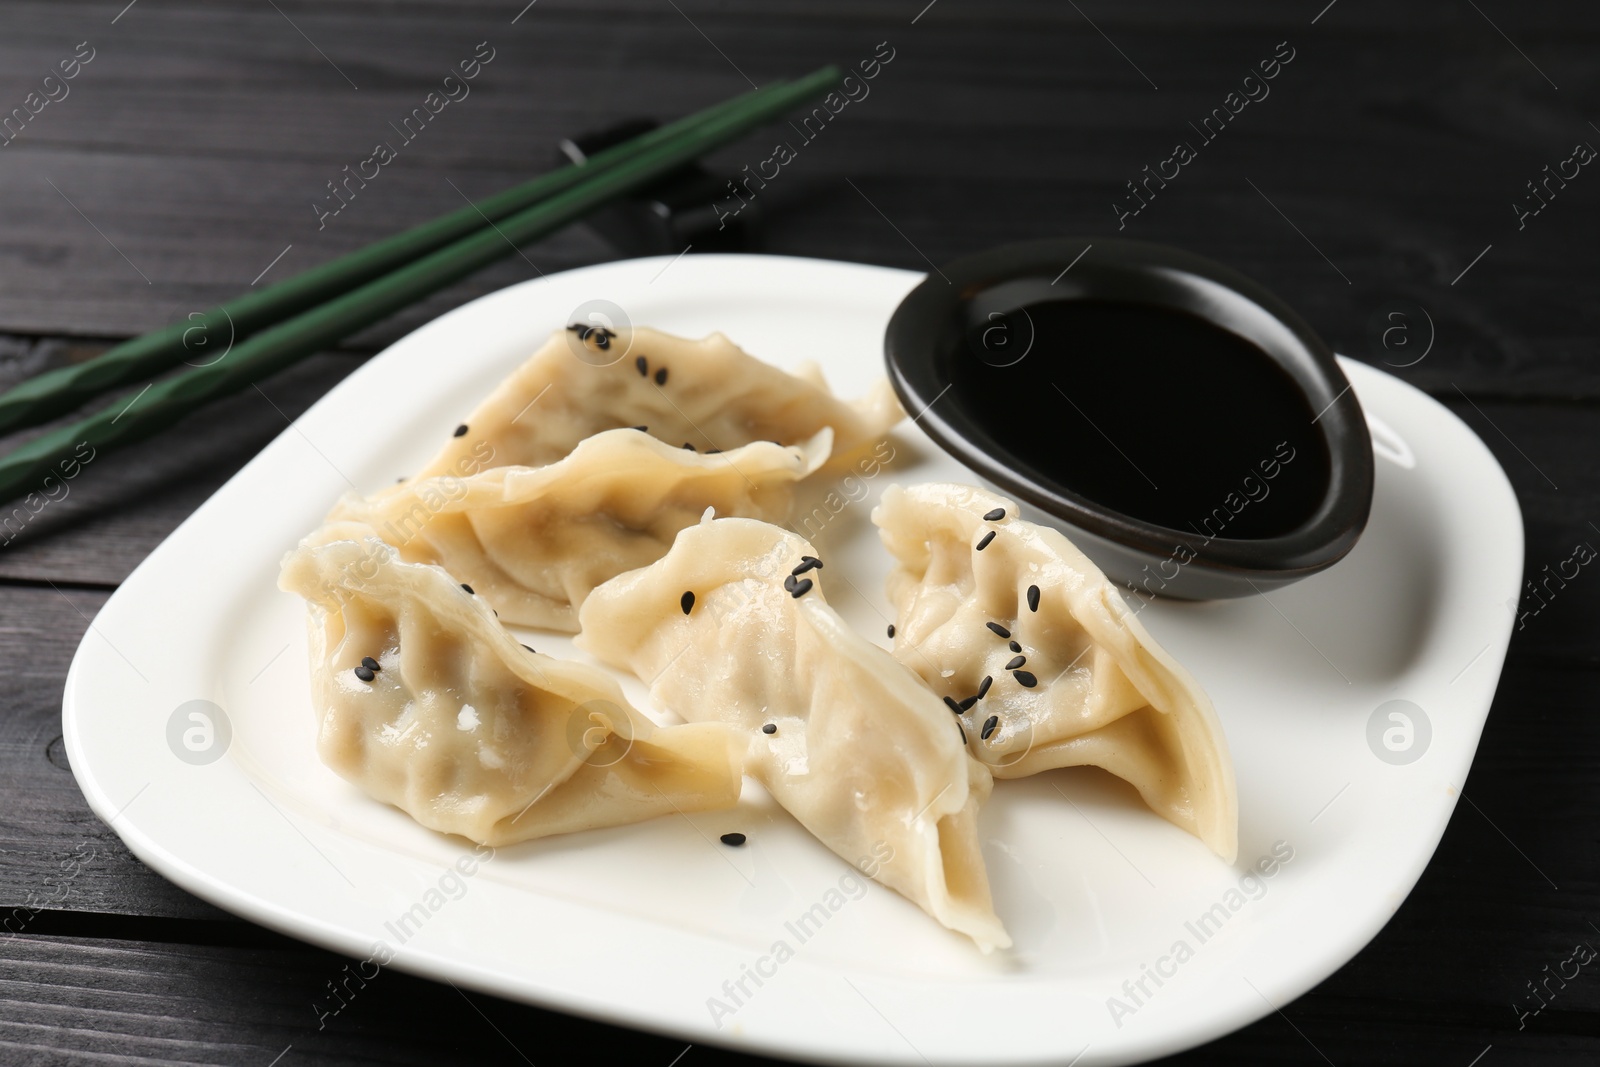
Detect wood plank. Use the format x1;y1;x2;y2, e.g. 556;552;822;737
0;349;365;587
0;932;759;1066
0;586;226;921
1440;401;1600;669
0;1;1590;392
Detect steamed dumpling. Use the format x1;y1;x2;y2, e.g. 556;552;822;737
415;326;902;480
278;523;743;845
576;514;1011;952
873;483;1238;862
330;428;831;632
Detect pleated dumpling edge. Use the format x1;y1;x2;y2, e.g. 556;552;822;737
576;513;1013;952
873;482;1239;864
414;325;903;482
277;522;744;846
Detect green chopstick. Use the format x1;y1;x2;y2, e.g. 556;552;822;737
0;66;842;505
0;81;783;438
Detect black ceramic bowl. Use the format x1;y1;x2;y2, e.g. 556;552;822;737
884;238;1374;599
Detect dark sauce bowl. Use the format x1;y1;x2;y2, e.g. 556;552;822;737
884;238;1374;599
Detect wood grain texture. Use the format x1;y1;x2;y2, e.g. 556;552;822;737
0;1;1592;392
0;349;365;587
0;586;230;921
0;0;1597;1064
1438;401;1600;669
0;932;757;1066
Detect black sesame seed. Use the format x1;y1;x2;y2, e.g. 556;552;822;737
986;621;1011;639
720;832;747;847
762;723;777;735
1014;669;1038;688
886;623;896;639
633;424;648;432
521;644;536;654
461;583;474;594
956;720;968;745
1009;640;1021;653
944;696;963;715
566;323;583;332
655;367;668;385
453;424;468;438
681;591;695;614
976;530;996;551
1006;655;1027;671
782;573;818;596
354;665;375;682
593;331;610;350
683;442;696;450
635;355;648;376
361;656;380;672
1027;584;1041;612
791;555;823;575
706;448;722;454
983;507;1006;522
977;675;993;698
958;695;978;711
981;715;999;740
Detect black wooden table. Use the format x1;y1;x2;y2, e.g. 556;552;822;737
2;2;1596;1064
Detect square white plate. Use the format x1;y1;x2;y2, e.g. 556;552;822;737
64;254;1523;1065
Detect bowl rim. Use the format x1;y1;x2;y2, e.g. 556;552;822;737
883;236;1375;582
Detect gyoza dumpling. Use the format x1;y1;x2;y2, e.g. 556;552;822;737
576;514;1011;951
414;326;901;480
278;523;743;845
330;428;830;632
873;483;1238;862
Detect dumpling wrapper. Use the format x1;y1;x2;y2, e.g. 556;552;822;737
576;514;1011;952
278;524;743;845
873;483;1238;863
330;427;831;632
414;326;902;480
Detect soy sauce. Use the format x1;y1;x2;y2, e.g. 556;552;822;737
951;299;1329;540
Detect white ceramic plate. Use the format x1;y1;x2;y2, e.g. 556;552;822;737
64;255;1523;1066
